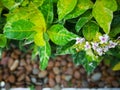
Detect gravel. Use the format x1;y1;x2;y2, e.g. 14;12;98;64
0;48;120;89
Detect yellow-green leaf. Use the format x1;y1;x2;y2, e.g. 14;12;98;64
1;0;23;10
92;0;113;34
34;32;45;46
6;3;46;32
32;0;44;7
113;62;120;71
65;0;93;19
47;24;78;46
101;0;117;12
57;0;77;21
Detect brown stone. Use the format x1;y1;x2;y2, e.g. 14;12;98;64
20;59;27;66
17;66;24;70
17;74;25;82
61;66;67;73
25;76;31;82
38;70;48;78
25;64;32;74
49;72;55;79
74;71;81;79
65;67;73;75
16;82;25;87
0;74;2;81
26;54;31;60
10;60;19;71
35;85;42;90
8;75;16;83
8;58;14;68
2;51;6;58
53;67;60;75
112;81;119;87
47;60;54;70
26;59;31;64
14;49;21;55
71;78;76;84
55;61;61;67
106;76;114;84
67;62;73;67
3;73;9;81
61;60;67;66
1;57;9;66
48;78;55;87
5;83;11;90
32;68;39;75
11;52;18;59
61;80;68;87
55;75;61;83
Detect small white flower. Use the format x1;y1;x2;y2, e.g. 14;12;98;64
96;47;103;56
99;34;109;44
84;42;91;50
75;37;85;44
91;42;99;50
103;46;109;52
109;41;118;48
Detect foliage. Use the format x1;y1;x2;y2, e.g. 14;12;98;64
0;0;120;74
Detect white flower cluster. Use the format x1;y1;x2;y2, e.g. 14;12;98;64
75;34;119;56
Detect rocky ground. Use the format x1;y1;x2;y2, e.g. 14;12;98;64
0;46;120;90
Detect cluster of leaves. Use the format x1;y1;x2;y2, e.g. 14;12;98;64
0;0;120;74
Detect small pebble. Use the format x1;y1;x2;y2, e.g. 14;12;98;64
49;78;55;87
38;70;47;78
0;81;5;87
91;72;102;82
32;68;39;75
10;60;19;71
55;75;61;83
74;71;81;79
53;67;60;75
64;75;72;81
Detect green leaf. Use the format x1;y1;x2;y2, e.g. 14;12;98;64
72;50;86;65
109;23;120;37
75;11;92;32
0;2;3;16
39;0;53;27
32;45;39;60
47;24;78;46
0;34;7;48
57;0;77;21
116;0;120;10
72;50;101;74
4;19;35;40
65;0;93;19
38;41;51;70
92;0;113;34
32;0;44;7
1;0;23;10
82;21;99;41
56;40;76;55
